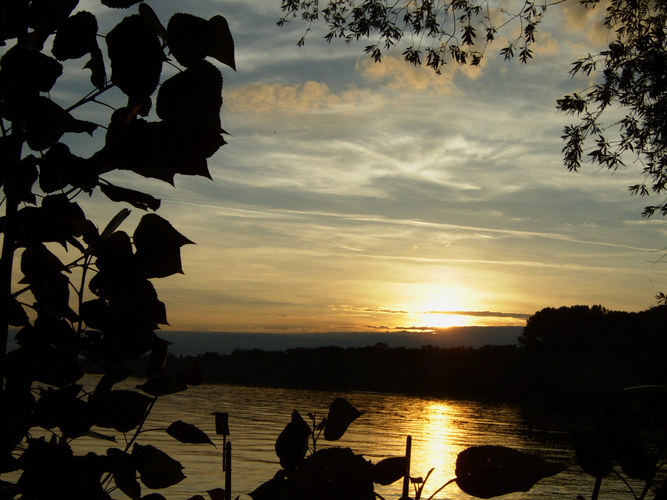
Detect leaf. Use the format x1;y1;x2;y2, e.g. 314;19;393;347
132;443;185;489
166;420;215;445
52;11;98;60
108;448;141;500
167;13;211;67
571;429;613;478
107;14;163;100
39;142;99;193
84;46;107;89
101;0;143;10
0;47;63;100
101;208;132;239
24;96;97;151
372;456;407;485
275;410;310;471
206;488;226;500
133;214;194;278
136;375;187;397
88;389;152;432
207;16;235;70
139;3;167;43
455;446;566;498
19;243;67;284
100;183;161;211
83;429;117;442
323;397;363;441
8;297;29;326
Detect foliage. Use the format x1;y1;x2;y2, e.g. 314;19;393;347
0;0;234;499
557;0;667;217
570;385;667;500
278;0;667;218
248;397;566;500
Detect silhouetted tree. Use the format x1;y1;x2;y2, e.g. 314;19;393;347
0;1;234;498
279;0;667;219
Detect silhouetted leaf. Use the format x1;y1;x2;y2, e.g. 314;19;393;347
166;420;215;445
19;243;67;284
107;15;163;100
33;385;91;438
39;142;99;193
323;397;363;441
26;0;78;50
6;343;82;387
137;375;187;396
206;488;226;500
7;155;38;204
289;447;375;499
102;0;142;8
571;429;613;478
108;448;141;500
8;297;29;326
24;96;96;151
81;298;111;330
248;472;288;500
167;13;210;67
208;15;235;70
101;208;132;239
275;410;310;471
156;59;222;124
100;183;161;211
85;46;107;89
89;390;152;432
132;443;185;489
0;47;62;101
455;445;566;498
52;11;98;60
134;214;194;278
139;3;167;43
372;456;407;485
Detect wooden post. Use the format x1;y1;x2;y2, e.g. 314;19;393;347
401;435;411;500
224;441;232;500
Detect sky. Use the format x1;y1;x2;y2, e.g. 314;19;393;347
52;0;667;335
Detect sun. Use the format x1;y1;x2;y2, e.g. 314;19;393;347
416;311;474;328
403;287;476;329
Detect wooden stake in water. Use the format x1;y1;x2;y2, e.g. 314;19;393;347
402;435;412;500
224;441;232;500
212;412;230;470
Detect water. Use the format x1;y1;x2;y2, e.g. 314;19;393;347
67;376;651;499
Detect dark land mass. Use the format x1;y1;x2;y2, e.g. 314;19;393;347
85;305;667;405
157;326;523;355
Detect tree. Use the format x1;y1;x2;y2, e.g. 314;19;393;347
0;1;234;498
278;0;667;218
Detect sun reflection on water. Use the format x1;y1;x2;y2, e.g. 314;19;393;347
406;401;463;498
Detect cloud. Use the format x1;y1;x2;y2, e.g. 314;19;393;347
226;81;385;113
356;55;462;95
424;310;532;319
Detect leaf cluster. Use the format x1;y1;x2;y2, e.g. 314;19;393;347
278;0;552;73
558;0;667;217
248;396;567;500
0;1;235;499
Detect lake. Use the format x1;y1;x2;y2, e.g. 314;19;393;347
70;376;648;499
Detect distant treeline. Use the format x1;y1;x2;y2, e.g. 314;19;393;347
88;304;667;403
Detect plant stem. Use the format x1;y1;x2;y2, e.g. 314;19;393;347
426;478;456;500
592;477;602;500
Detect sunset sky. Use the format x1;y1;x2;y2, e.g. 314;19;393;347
64;0;666;334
